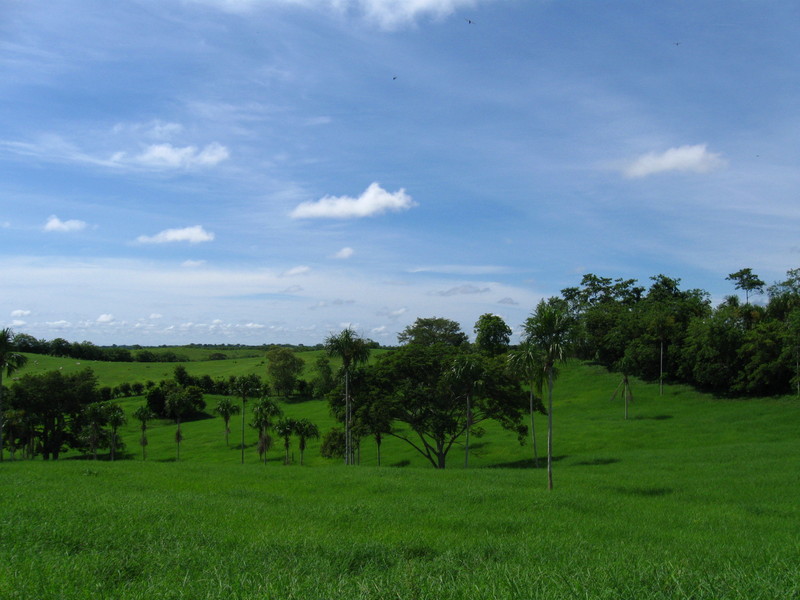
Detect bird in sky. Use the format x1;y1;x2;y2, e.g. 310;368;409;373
465;18;475;24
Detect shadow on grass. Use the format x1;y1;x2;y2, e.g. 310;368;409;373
633;414;673;421
390;459;411;467
487;455;568;469
573;457;620;466
614;486;674;497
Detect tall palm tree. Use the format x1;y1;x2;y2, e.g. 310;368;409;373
274;418;297;465
106;403;126;461
165;389;192;461
133;405;156;460
250;397;282;464
508;340;545;468
0;329;28;462
324;328;370;465
294;418;320;466
213;397;240;447
449;353;485;468
232;374;261;464
524;299;573;490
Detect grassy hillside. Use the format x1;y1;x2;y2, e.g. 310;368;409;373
2;357;799;598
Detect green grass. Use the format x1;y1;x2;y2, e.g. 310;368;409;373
2;359;799;598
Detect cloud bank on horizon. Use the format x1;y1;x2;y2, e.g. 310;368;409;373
1;0;798;345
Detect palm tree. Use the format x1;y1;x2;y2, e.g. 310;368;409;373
508;340;545;468
231;374;261;464
274;418;297;465
449;353;485;468
213;397;240;447
324;328;370;465
165;389;192;461
294;418;320;466
133;405;156;460
0;329;28;462
82;402;108;460
250;397;282;464
106;403;126;461
524;299;574;490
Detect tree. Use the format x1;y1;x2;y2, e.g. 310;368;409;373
524;299;574;490
265;347;304;398
0;328;28;462
727;268;765;305
311;356;335;397
106;403;126;461
324;328;370;465
81;402;109;460
474;313;512;357
397;317;468;347
213;397;240;447
250;397;282;463
294;418;319;465
449;352;485;468
362;345;526;469
231;374;262;464
507;340;546;467
133;405;156;460
165;389;193;461
274;418;298;464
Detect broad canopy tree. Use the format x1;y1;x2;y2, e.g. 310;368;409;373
352;341;526;469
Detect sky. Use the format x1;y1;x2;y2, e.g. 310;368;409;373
2;0;799;346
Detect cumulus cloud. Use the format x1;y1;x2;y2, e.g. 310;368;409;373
11;319;26;327
435;284;491;296
137;225;215;244
290;182;416;219
498;297;519;305
624;144;725;178
96;313;114;323
116;142;229;169
11;309;31;317
44;215;87;232
333;247;355;259
181;259;207;268
283;265;311;277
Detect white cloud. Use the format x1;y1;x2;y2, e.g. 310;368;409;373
435;284;491;296
117;142;229;169
137;225;215;244
191;0;482;29
624;144;726;178
44;215;87;232
97;313;114;323
333;247;355;259
498;297;519;305
290;182;416;219
11;319;26;327
182;259;207;268
11;309;31;317
283;265;311;276
149;313;163;319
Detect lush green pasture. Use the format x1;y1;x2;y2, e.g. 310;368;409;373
2;360;799;598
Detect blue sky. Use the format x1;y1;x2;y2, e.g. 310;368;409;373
2;0;799;345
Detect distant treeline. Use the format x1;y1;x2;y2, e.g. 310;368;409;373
9;336;380;363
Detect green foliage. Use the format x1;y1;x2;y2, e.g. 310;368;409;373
265;347;304;397
397;316;469;347
473;313;512;356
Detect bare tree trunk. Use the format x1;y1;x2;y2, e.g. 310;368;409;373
529;384;539;468
547;367;554;491
240;401;246;464
464;393;471;468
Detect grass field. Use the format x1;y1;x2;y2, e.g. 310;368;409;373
1;356;799;598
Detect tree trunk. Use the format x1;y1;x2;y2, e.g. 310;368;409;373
344;371;350;465
0;371;4;462
547;366;554;490
240;400;246;464
464;393;471;468
529;383;539;468
376;438;381;467
659;340;664;396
